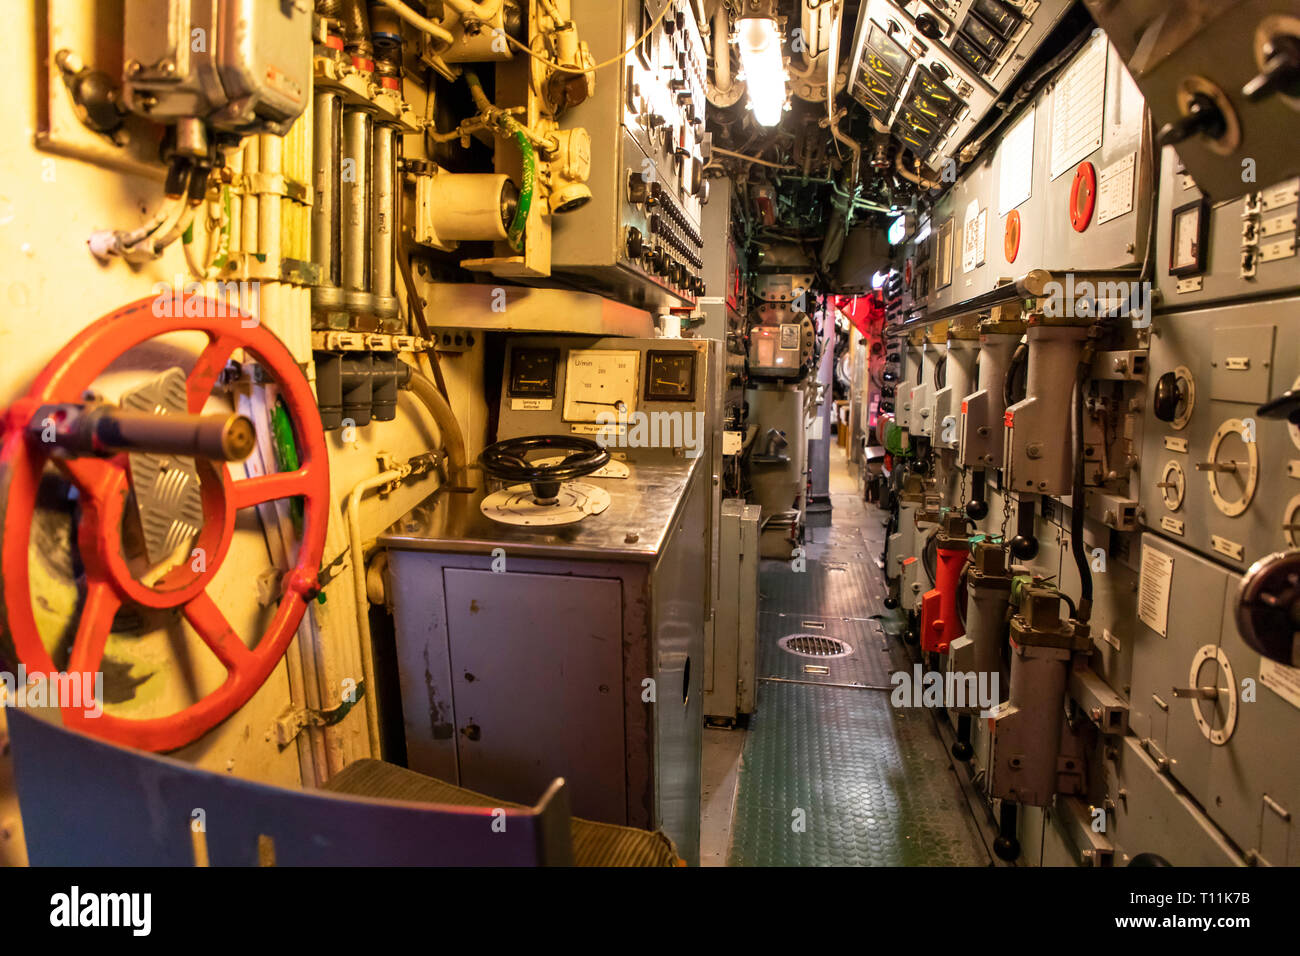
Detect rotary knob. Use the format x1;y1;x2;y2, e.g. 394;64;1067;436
625;226;644;260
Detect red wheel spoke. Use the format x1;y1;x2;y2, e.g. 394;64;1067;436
187;334;242;412
184;590;255;673
56;457;121;503
229;468;312;510
66;579;122;675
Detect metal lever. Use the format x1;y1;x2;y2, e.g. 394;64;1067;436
1156;92;1227;148
1171;686;1222;700
26;403;256;462
1195;461;1241;473
1242;34;1300;102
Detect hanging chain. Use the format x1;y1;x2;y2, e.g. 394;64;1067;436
958;467;968;510
1000;486;1013;542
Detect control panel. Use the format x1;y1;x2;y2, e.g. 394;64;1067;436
497;336;713;460
847;0;1074;173
551;0;708;309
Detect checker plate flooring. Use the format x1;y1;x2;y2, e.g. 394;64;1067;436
726;459;991;867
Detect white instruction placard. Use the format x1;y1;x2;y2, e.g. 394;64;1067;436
1050;32;1107;180
997;107;1035;217
1096;152;1136;225
1137;544;1174;637
962;200;986;274
1261;659;1300;711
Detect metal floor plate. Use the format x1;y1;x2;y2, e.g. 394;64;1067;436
728;459;991;867
728;682;991;866
757;612;893;688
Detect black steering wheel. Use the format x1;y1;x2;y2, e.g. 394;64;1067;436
479;435;610;503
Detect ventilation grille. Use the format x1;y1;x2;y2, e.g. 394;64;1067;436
778;634;854;659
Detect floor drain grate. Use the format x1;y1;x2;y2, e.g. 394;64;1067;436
778;634;854;659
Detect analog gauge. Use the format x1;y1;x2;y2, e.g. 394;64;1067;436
645;350;697;402
899;109;940;144
867;23;913;80
1170;199;1209;276
859;69;894;104
1200;418;1260;516
865;52;904;91
1186;645;1237;746
951;34;991;73
507;347;559;398
1159;460;1186;511
972;0;1022;38
960;15;1004;57
1285;494;1300;547
562;349;640;422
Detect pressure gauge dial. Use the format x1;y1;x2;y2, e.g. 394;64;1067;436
644;350;696;401
1159;460;1186;511
562;349;640;423
1200;418;1260;516
508;347;559;398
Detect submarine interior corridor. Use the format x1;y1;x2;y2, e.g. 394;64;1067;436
1;0;1300;903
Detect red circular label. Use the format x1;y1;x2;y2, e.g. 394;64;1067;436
1004;209;1021;262
1070;161;1097;232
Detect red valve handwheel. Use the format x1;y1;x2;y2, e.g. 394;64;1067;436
0;296;329;752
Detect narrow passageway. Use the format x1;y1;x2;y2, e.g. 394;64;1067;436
703;448;992;866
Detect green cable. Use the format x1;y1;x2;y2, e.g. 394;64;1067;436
270;397;303;537
463;72;535;252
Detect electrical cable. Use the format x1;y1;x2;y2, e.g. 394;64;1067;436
502;2;672;74
463;72;534;251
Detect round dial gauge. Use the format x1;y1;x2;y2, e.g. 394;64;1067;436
1187;645;1237;746
562;349;640;423
1159;460;1186;511
1202;418;1259;517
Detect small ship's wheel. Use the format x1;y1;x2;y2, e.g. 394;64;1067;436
479;435;610;503
0;296;329;752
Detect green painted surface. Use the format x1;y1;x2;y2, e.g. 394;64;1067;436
728;482;990;866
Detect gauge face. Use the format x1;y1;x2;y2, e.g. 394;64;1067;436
562;349;640;423
1170;200;1207;276
858;69;894;104
645;350;696;402
508;347;559;398
960;14;1004;57
914;70;957;119
973;0;1022;38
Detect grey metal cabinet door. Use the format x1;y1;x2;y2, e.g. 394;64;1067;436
442;569;628;823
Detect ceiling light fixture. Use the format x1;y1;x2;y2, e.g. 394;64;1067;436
736;17;789;127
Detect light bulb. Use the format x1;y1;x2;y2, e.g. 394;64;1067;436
736;17;788;127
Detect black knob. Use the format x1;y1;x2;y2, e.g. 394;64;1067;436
993;835;1021;862
625;226;644;259
1243;33;1300;101
915;12;944;40
951;740;973;761
1153;371;1183;423
1157;91;1227;148
965;499;989;520
1009;535;1038;560
884;595;899;610
627;172;650;204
